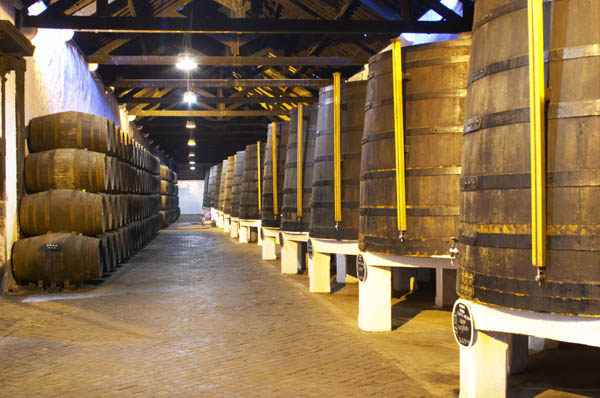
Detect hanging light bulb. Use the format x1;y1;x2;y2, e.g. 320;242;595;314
187;129;196;146
189;160;196;165
176;53;197;71
183;91;196;103
190;166;196;170
185;119;196;129
189;152;195;157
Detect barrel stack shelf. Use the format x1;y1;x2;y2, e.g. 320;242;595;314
278;105;318;274
305;78;366;294
356;37;471;332
159;164;180;227
453;1;600;397
221;155;235;234
260;122;288;259
13;111;162;289
229;150;246;239
238;142;264;245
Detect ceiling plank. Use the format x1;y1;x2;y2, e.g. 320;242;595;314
123;95;315;104
131;110;286;117
90;55;360;66
20;15;470;34
114;78;329;88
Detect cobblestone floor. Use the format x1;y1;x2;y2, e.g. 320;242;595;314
0;217;598;397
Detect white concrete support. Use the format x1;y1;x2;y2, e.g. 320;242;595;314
358;265;392;332
456;299;600;398
223;215;231;233
216;212;224;228
308;252;331;293
230;218;239;239
281;238;301;274
239;220;261;244
210;208;218;224
435;268;457;308
239;225;249;243
262;234;277;260
335;255;358;284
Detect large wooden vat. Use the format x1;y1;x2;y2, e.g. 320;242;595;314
223;155;236;214
160;165;176;182
310;81;366;240
12;233;103;284
202;168;211;209
28;112;112;154
20;190;105;236
206;165;218;208
262;122;289;228
230;151;246;218
160;180;177;196
213;163;223;209
25;149;110;193
161;195;179;210
359;38;471;256
240;143;264;220
281;106;318;232
218;159;229;212
458;0;600;315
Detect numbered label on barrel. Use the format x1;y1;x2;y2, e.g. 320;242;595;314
307;239;313;259
357;254;367;282
279;231;284;248
452;301;474;347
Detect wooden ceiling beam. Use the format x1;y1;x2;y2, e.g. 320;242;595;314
90;55;360;66
131;109;286;117
114;78;329;88
122;95;315;104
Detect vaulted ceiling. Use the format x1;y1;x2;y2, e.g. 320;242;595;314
19;0;473;178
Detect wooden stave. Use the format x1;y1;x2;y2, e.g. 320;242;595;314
223;155;236;214
218;159;229;212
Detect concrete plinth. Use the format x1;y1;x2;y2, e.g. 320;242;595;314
335;255;359;284
308;251;331;293
230;218;239;239
280;232;309;274
261;227;279;260
307;238;359;294
239;220;261;245
223;215;231;233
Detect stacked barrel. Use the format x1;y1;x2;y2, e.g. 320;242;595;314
13;111;163;287
160;164;180;227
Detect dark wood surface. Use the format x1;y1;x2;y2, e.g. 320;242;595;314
262;122;289;228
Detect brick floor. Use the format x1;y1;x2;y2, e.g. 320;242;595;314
1;218;598;398
0;223;456;397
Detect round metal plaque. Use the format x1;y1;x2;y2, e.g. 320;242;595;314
357;254;367;282
452;301;475;348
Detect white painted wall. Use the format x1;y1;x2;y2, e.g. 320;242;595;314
0;5;120;268
178;180;204;214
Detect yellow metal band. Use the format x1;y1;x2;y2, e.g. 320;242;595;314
392;39;407;233
272;122;279;216
257;140;262;213
527;0;546;268
297;104;304;219
333;72;342;223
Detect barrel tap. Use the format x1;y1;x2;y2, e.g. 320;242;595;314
449;237;459;267
535;267;546;286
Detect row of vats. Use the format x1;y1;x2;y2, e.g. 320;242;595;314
203;0;600;394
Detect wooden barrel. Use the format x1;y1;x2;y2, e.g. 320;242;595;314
107;230;121;264
310;81;366;240
458;0;600;315
99;194;113;231
359;38;471;256
223;155;236;214
281;105;318;232
202;168;211;209
161;195;178;210
28;112;112;154
160;180;177;196
20;190;105;236
205;165;218;208
25;149;109;193
160;209;179;227
96;234;111;274
240;143;265;220
213;163;223;208
230;151;246;218
160;165;176;182
218;159;229;212
262;122;289;228
12;233;103;284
